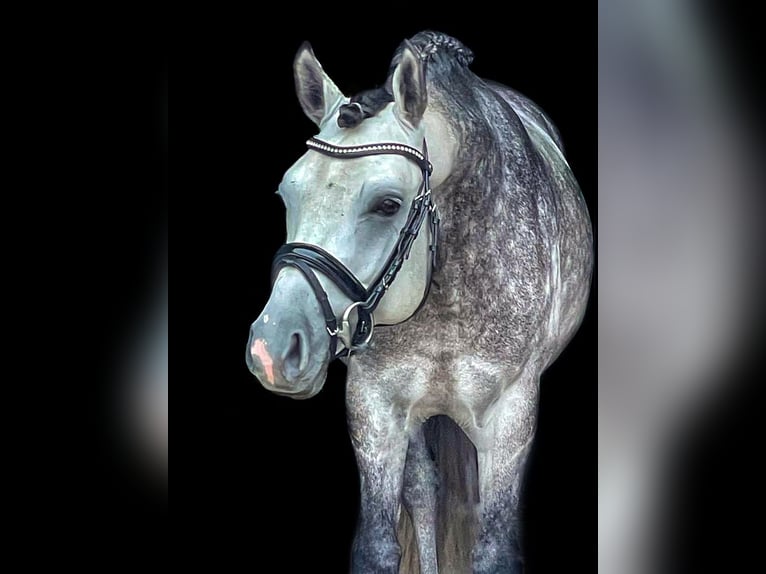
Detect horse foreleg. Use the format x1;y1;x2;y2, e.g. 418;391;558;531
402;424;439;574
347;383;409;574
471;377;538;574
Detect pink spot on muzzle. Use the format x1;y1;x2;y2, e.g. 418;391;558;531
251;338;275;385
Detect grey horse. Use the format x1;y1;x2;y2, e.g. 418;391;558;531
246;31;592;573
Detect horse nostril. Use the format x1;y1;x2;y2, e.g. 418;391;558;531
283;330;308;379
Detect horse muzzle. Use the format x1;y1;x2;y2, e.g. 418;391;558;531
246;302;329;399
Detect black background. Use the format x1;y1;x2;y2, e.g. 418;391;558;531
179;12;596;573
20;7;593;572
12;4;766;572
27;12;594;568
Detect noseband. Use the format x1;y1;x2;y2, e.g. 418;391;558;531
271;136;440;359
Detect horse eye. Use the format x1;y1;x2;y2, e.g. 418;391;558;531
374;198;401;216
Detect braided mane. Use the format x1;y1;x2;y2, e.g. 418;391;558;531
394;31;474;68
338;31;475;129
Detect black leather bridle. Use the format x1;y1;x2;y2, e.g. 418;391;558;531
271;136;440;359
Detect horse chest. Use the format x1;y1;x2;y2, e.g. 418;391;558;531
362;329;526;427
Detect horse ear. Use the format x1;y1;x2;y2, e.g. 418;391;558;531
294;42;345;127
392;40;427;129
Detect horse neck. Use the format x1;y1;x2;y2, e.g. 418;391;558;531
422;107;458;190
420;97;526;294
422;103;494;232
423;90;532;229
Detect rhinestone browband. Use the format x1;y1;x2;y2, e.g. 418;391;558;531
306;137;432;173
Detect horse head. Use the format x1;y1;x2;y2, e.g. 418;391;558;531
246;41;436;398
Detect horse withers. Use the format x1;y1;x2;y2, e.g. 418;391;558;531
246;31;593;574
